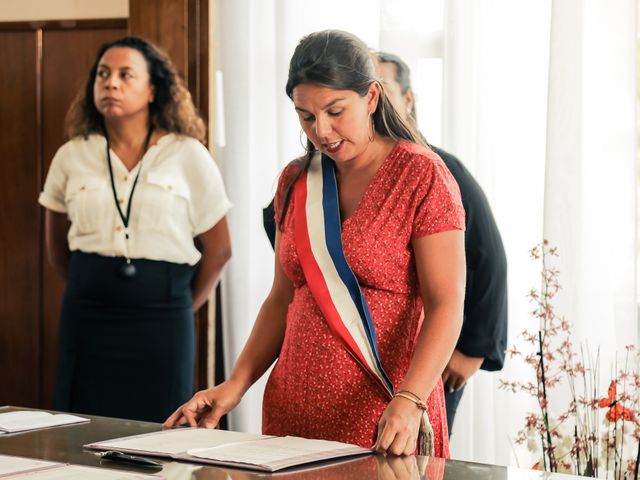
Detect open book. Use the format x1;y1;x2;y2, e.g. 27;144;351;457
0;454;160;479
0;411;89;434
85;428;372;472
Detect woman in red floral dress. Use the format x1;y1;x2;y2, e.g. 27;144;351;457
165;30;465;457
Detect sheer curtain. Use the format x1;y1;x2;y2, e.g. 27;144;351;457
442;0;552;465
213;0;384;434
445;0;637;466
213;0;638;466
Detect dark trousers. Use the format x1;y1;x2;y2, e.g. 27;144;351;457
444;387;465;434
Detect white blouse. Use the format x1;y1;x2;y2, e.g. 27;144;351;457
39;133;232;266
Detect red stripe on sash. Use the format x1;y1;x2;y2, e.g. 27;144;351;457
293;170;372;372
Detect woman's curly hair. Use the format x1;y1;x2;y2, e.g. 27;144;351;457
65;36;206;142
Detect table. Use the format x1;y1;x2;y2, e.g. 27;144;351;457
0;407;584;479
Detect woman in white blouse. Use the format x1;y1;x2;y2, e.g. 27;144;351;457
39;36;232;422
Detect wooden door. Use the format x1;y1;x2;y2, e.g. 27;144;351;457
0;30;40;407
0;21;126;408
40;25;128;407
0;2;212;408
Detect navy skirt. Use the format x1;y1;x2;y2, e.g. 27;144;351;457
53;251;195;423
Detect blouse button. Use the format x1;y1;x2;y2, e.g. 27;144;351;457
167;185;173;191
124;175;129;182
117;197;124;204
80;186;86;191
115;226;122;232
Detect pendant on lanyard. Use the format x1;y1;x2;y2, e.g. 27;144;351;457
105;125;154;278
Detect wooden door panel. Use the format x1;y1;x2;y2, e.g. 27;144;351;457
0;8;210;408
40;27;126;407
0;31;40;407
129;0;188;80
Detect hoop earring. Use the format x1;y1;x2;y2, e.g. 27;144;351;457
368;113;375;142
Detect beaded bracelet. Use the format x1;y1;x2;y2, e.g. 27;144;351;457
394;389;427;411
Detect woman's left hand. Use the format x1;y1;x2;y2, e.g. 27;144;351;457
373;396;423;456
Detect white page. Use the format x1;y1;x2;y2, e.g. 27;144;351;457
0;411;89;433
91;428;271;455
188;436;369;469
7;465;161;479
0;454;60;476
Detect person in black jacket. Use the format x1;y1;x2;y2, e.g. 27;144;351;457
263;51;508;434
378;51;508;433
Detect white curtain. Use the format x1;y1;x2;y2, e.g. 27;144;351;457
212;0;638;467
543;0;637;350
213;0;384;434
444;0;638;467
214;0;278;433
214;0;387;434
442;0;552;465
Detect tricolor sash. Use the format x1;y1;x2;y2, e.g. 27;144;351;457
293;152;394;398
293;151;435;456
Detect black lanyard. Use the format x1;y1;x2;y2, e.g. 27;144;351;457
105;126;154;239
105;126;154;277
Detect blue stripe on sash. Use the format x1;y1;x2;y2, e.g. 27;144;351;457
320;154;394;394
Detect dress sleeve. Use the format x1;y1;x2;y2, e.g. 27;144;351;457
38;144;69;214
262;199;276;250
186;142;232;235
274;160;302;229
412;155;465;237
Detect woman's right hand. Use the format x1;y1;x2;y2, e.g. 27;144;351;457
163;379;245;429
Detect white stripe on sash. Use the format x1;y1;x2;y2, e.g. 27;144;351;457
304;156;390;392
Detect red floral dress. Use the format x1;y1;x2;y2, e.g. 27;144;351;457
263;140;464;457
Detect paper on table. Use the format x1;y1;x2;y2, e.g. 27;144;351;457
4;465;162;479
93;428;270;455
0;454;61;476
0;411;89;433
87;428;372;472
188;436;369;470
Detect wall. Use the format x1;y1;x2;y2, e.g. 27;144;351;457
0;0;128;21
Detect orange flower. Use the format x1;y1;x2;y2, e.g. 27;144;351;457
598;380;635;422
598;380;617;408
605;403;635;422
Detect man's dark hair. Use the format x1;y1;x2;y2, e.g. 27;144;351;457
377;51;412;94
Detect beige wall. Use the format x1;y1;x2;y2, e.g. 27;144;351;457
0;0;128;21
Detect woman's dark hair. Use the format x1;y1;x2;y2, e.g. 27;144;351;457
65;36;206;142
279;29;426;227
